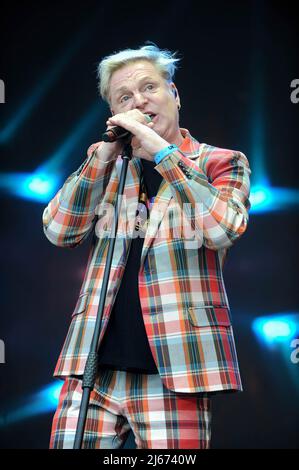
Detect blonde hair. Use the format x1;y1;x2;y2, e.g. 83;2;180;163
97;43;181;103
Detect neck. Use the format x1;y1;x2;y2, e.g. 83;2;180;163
172;130;184;148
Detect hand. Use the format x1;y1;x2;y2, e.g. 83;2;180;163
96;127;124;163
106;109;169;161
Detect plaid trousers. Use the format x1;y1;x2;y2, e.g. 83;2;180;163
50;369;212;449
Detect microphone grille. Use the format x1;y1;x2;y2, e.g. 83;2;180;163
144;114;152;123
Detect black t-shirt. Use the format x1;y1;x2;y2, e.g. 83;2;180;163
98;158;163;374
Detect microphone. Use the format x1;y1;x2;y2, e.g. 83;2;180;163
102;114;152;143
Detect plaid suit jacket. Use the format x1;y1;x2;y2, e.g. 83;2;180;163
43;128;251;393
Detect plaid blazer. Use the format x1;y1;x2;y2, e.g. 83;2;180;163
43;128;251;393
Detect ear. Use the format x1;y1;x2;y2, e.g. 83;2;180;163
170;82;180;109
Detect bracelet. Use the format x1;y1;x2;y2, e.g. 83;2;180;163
154;144;179;165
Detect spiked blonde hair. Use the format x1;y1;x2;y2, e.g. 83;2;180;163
97;43;181;103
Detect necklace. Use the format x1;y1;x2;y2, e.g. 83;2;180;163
134;172;149;237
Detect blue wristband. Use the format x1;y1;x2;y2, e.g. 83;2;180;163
154;144;179;165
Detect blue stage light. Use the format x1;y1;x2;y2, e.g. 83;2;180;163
0;381;63;427
0;172;60;202
250;185;273;212
0;103;104;203
34;381;63;411
252;315;297;344
250;185;299;213
25;174;57;198
263;320;293;339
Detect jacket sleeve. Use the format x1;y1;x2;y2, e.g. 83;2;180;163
155;145;251;250
42;142;117;248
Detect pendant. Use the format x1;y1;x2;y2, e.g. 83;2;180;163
133;191;149;237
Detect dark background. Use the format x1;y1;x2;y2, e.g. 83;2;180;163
0;0;298;449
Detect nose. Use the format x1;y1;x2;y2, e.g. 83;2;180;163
132;92;148;108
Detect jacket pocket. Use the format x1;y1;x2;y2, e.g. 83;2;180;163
71;291;91;317
188;306;231;327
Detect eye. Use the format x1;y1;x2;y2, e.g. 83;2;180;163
120;95;130;103
145;83;155;91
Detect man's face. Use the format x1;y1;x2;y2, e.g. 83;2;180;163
108;60;181;144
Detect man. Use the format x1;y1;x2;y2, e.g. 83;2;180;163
43;44;251;449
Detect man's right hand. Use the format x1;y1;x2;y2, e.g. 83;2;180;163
95;125;123;163
96;110;155;163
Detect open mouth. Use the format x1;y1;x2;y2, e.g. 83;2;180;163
149;114;158;124
145;113;156;121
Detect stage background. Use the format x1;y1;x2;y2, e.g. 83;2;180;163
0;0;298;449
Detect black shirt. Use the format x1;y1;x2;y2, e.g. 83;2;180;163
98;158;163;374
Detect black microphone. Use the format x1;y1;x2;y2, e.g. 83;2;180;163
102;114;152;143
